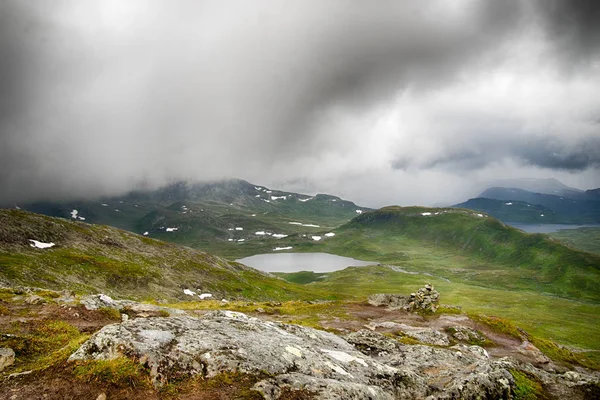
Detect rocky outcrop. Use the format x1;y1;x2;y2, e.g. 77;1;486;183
367;284;440;313
80;294;186;317
69;311;547;399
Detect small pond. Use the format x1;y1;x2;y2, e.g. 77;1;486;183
236;252;376;273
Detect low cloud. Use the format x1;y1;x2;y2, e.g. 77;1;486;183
0;0;599;206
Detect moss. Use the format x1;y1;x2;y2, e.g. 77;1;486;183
73;357;150;388
510;369;546;400
98;307;121;320
0;320;88;374
469;314;523;341
530;336;600;370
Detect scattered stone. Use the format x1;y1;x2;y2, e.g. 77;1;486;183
121;313;129;322
256;307;265;313
96;393;107;400
0;347;15;372
80;294;185;316
448;326;487;344
366;321;450;346
24;295;46;305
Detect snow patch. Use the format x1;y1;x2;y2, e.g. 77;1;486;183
255;231;266;235
477;214;484;217
272;234;288;239
199;293;213;300
421;212;432;216
228;239;234;242
101;203;108;207
235;227;243;231
505;202;513;206
166;227;178;232
299;197;313;202
355;210;363;214
183;289;196;296
143;232;149;236
273;246;293;251
70;209;78;219
324;232;335;237
288;222;302;225
311;236;322;241
29;240;55;249
237;239;245;242
271;196;287;200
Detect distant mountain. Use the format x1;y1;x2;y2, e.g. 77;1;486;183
485;178;585;199
474;187;600;223
5;179;369;254
453;198;562;223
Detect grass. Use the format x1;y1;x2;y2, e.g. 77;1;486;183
73;357;150;388
0;320;90;374
510;369;546;400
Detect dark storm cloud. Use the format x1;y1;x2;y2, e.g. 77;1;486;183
534;0;600;61
516;137;600;171
0;0;599;206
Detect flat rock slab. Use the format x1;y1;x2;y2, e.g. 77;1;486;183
68;311;533;399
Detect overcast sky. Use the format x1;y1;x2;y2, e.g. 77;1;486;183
1;0;599;207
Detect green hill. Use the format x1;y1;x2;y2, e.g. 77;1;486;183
0;210;333;301
10;179;368;252
337;207;600;302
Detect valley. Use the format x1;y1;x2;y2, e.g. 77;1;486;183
1;179;599;398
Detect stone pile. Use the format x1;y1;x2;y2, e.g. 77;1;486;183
406;283;440;312
367;283;440;313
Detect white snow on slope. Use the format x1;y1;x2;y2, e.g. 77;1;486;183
355;210;363;214
273;246;293;251
237;239;245;242
272;234;288;238
324;232;335;237
235;227;243;231
199;293;213;300
29;240;55;249
101;203;108;206
505;202;513;206
311;236;322;241
143;231;149;236
421;212;432;216
184;289;196;296
166;227;178;232
271;196;287;200
71;209;78;218
299;197;313;202
255;231;266;235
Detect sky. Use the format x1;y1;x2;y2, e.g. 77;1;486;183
1;0;599;208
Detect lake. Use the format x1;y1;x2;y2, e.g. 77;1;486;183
236;252;376;273
506;222;600;234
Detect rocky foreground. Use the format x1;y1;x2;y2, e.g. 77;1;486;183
68;309;597;399
1;287;599;399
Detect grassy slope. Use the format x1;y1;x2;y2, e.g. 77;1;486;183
262;207;600;349
550;227;600;255
0;210;335;302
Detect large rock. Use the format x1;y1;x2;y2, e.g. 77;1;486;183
0;347;15;372
69;311;524;399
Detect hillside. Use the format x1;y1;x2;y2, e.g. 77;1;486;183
0;209;333;301
338;207;600;301
9;179;368;252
